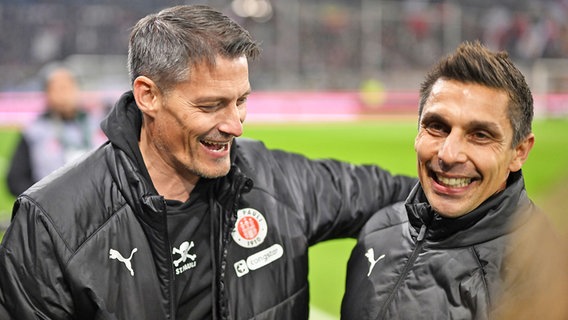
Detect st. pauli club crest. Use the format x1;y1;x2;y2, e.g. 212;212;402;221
231;208;268;248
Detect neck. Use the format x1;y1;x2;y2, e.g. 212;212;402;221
139;128;198;202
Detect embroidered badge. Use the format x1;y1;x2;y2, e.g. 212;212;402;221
231;208;268;248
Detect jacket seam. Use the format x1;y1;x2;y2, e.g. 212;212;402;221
20;193;130;268
249;185;312;245
18;194;73;255
250;185;298;213
249;283;308;319
65;202;129;266
470;245;491;306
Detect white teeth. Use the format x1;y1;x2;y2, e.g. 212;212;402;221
202;141;228;152
436;174;471;188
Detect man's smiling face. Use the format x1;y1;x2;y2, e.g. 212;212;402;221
151;55;251;181
415;78;522;218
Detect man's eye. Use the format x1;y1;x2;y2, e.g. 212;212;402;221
199;104;220;111
471;131;491;141
424;122;447;135
237;97;248;106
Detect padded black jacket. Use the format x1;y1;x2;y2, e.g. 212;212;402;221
341;171;543;320
0;91;415;319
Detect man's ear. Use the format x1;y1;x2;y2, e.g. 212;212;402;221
133;76;162;118
509;133;535;172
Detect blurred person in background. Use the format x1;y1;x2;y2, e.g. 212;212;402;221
341;41;565;319
0;5;415;319
6;65;106;197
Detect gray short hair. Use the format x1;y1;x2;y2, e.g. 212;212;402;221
128;5;261;92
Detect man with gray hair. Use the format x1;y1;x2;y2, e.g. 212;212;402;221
0;5;415;319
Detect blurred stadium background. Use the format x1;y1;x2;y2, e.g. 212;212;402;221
1;0;567;319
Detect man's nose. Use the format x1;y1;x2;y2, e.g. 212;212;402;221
437;132;467;167
219;104;245;137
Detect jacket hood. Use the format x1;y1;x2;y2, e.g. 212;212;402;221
100;91;155;192
405;170;534;247
101;92;141;160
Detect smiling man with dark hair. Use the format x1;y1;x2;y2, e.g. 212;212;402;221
341;41;558;320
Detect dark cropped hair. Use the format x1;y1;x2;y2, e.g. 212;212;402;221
128;5;261;92
419;41;533;147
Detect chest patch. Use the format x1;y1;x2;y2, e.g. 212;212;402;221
231;208;268;248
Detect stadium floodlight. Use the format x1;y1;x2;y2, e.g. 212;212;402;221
231;0;273;23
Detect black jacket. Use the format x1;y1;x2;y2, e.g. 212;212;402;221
0;91;416;320
341;171;541;320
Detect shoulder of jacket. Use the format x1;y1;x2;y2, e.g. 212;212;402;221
20;146;127;247
234;138;273;170
234;137;311;166
235;137;268;152
361;202;408;233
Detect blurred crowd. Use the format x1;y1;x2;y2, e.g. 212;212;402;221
0;0;567;91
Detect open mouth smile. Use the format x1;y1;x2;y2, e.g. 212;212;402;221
435;174;471;188
430;170;477;188
201;139;230;152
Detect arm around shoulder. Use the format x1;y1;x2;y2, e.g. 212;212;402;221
235;138;417;240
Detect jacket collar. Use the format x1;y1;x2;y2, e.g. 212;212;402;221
100;91;156;189
405;170;533;247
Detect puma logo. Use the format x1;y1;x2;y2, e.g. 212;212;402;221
109;248;138;276
365;248;385;277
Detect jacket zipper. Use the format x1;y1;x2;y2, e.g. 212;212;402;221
217;173;251;320
162;197;177;320
377;224;427;320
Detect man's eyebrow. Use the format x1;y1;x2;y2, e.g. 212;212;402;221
466;120;501;133
192;90;252;104
240;89;252;98
421;112;502;133
420;112;446;125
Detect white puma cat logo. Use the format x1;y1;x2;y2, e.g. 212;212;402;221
365;248;385;277
109;248;138;276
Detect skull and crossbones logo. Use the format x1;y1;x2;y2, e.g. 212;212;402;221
172;241;197;267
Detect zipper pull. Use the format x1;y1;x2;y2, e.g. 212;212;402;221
417;224;427;242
